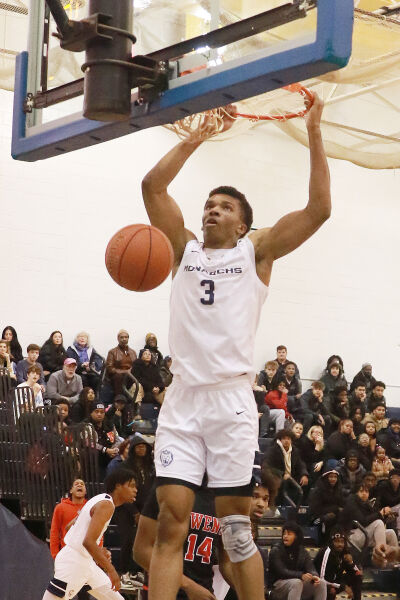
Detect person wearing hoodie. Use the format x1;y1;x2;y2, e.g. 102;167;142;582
339;483;398;553
124;434;155;511
298;382;331;435
320;362;347;405
338;451;366;498
309;469;344;540
49;478;87;558
383;418;400;467
269;521;327;600
324;420;357;466
314;529;362;600
376;469;400;535
327;386;350;430
66;331;104;392
141;332;163;368
264;429;308;506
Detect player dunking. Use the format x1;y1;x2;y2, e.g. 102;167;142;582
142;94;330;600
42;469;136;600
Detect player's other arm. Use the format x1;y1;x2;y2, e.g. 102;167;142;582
250;94;331;282
82;501;120;590
141;140;200;265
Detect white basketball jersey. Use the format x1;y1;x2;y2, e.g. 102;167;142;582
63;493;114;558
169;237;268;386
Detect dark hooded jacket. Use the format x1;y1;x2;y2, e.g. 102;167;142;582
350;370;376;393
264;440;308;482
309;470;344;521
338;452;366;497
339;493;382;531
383;425;400;459
324;431;357;461
376;474;400;509
268;522;317;586
124;434;155;511
131;358;164;403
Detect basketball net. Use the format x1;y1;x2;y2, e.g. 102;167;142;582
164;84;314;142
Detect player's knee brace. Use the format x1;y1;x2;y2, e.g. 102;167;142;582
219;514;257;563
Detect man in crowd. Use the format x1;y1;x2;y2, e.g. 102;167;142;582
349;384;367;418
46;358;83;405
362;404;388;433
85;401;119;479
272;346;300;379
350;363;376;394
105;330;137;393
367;381;387;412
16;343;46;391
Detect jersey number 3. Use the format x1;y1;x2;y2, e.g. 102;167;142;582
185;533;214;564
200;280;215;305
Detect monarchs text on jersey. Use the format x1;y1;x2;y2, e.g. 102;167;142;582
169;237;268;387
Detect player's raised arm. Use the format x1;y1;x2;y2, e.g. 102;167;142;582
250;94;331;281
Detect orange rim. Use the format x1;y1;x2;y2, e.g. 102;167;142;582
234;84;315;121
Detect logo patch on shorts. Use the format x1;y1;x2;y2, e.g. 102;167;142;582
160;449;174;467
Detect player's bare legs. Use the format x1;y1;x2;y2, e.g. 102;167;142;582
149;484;195;600
216;495;264;600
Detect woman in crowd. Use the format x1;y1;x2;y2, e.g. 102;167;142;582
2;325;23;364
324;419;357;466
364;420;377;454
38;330;67;380
69;386;96;423
66;331;104;391
141;332;163;368
357;433;374;471
351;407;364;437
265;379;293;428
371;445;394;481
0;338;16;380
303;425;325;480
131;349;165;411
124;434;155;511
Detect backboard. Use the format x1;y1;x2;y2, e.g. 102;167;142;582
12;0;354;162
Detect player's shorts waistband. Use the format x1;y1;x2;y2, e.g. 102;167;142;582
171;374;252;392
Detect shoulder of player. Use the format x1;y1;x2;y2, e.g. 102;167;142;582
89;498;114;518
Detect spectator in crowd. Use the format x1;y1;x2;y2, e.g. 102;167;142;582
141;333;163;368
383;418;400;467
16;344;46;391
350;407;364;437
159;356;173;388
357;433;374;471
309;469;344;540
338;451;366;498
315;529;362;600
273;345;300;379
375;469;400;535
302;425;325;480
124;434;155;512
324;419;357;466
265;429;308;505
299;382;331;434
322;356;344;376
320;362;347;405
106;439;131;476
362;405;388;433
46;358;83;405
252;379;273;438
0;338;17;380
16;364;44;408
340;483;398;553
105;329;137;393
2;325;23;364
49;478;87;558
268;521;326;600
265;379;293;428
364;420;377;454
327;385;350;429
367;381;387;413
349;384;367;419
362;472;378;500
85;401;119;478
53;398;71;432
283;362;302;401
292;421;305;446
131;349;165;411
371;446;394;482
39;331;67;381
257;360;279;392
66;332;104;392
69;387;96;424
106;394;131;439
350;363;376;394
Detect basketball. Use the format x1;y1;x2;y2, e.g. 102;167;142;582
105;224;174;291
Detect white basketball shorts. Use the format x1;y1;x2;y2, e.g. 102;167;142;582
47;546;117;599
154;376;259;488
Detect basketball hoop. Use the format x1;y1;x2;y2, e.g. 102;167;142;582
165;84;314;141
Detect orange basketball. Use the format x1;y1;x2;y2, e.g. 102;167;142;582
105;224;174;291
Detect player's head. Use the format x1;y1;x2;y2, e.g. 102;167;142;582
203;186;253;242
69;478;87;500
104;468;137;504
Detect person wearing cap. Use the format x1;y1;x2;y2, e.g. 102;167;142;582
106;394;130;438
85;401;119;479
350;364;376;394
309;469;344;541
46;358;83;405
105;330;137;393
268;521;326;600
314;529;362;600
141;333;163;368
320;362;347;405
